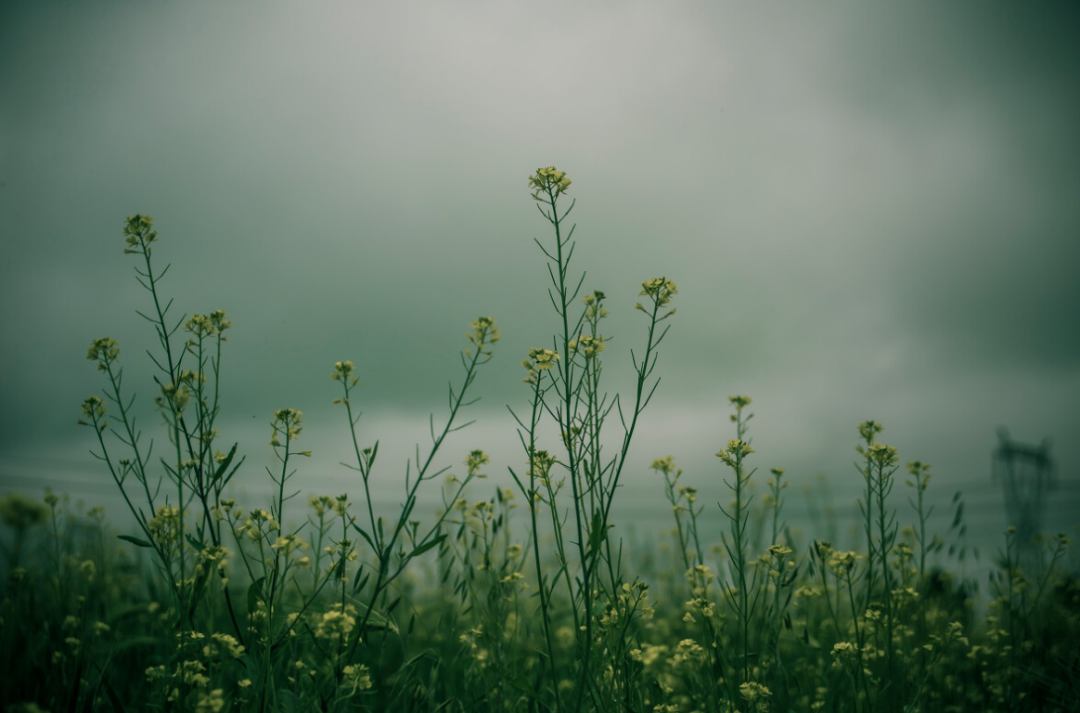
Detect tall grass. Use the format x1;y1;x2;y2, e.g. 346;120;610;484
1;167;1077;713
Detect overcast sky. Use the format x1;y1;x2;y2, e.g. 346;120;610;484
2;0;1078;561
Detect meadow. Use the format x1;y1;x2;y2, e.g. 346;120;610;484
0;167;1077;713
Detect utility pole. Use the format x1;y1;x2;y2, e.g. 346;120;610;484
992;427;1055;570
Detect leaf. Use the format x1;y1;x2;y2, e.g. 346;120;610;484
185;533;205;551
352;562;365;591
408;534;447;560
351;523;377;553
588;508;610;555
118;534;153;549
247;577;266;615
212;443;238;481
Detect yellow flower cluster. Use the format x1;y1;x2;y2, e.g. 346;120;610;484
315;605;357;642
466;316;501;353
86;337;120;371
76;395;108;432
147;505;182;546
183;311;231;341
858;420;884;443
740;681;772;712
201;632;245;660
465;449;490;476
331;359;358;383
522;347;560;384
905;460;933;490
582;291;609;320
639;277;677;307
865;442;899;468
827;550;858;577
716;438;755;466
568;334;606;359
528;166;572;201
122;214;158;254
341;663;373;693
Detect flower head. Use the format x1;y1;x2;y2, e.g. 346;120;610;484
858;420;884;443
639;277;677;308
123;214;158;254
465;449;490;476
567;334;605;359
270;408;304;447
528;166;572;201
522;347;560;383
468;316;501;350
86;338;120;371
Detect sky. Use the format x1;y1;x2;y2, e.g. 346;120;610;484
2;0;1078;571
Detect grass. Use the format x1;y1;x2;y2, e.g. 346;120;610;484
1;166;1078;713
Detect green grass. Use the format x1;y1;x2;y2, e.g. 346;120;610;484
1;167;1078;713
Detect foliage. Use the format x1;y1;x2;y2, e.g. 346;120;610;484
1;168;1078;712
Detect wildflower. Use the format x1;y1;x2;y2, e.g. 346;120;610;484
716;438;755;466
528;449;558;479
832;641;856;657
308;495;334;518
522;347;559;383
672;639;705;667
568;334;606;359
122;214;157;253
195;688;225;713
341;664;373;692
858;420;884;443
159;380;191;411
203;633;245;659
465;449;490;476
331;360;358;383
270;408;303;448
729;395;752;410
270;534;306;555
86;337;120;371
315;607;356;642
639;277;677;307
528;166;572;201
650;455;679;477
827;550;858;577
767;544;793;560
184;314;218;339
740;681;772;711
866;442;899;468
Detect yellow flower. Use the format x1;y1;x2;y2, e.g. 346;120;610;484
858;420;884;443
467;316;501;349
86;337;120;370
639;277;677;307
568;334;605;359
729;395;752;410
528;166;572;201
465;449;490;476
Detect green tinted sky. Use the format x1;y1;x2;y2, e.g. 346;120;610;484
1;0;1077;540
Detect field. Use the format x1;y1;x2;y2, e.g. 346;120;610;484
1;168;1077;713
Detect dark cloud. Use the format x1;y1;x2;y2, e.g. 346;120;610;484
1;0;1077;550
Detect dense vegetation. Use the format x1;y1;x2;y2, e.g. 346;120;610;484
1;168;1077;712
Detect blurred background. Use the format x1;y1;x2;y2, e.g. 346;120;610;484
2;0;1078;579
